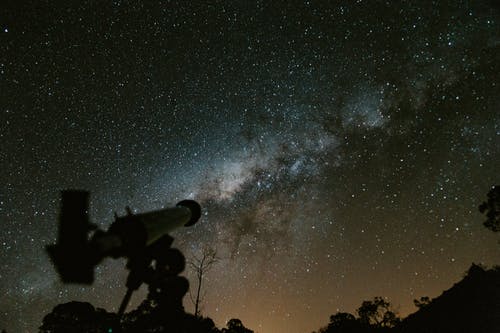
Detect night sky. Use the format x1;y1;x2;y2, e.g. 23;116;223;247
1;1;499;332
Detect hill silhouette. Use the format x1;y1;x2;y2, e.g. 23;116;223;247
315;264;500;333
396;264;500;333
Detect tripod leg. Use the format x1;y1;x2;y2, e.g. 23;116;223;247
118;288;134;317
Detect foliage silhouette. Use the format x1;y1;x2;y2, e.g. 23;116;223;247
412;296;430;309
39;301;117;333
479;186;500;232
221;319;254;333
315;312;367;333
315;297;400;333
357;297;400;329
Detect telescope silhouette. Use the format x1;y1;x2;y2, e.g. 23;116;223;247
47;190;201;284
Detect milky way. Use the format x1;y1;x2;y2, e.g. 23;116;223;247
1;1;499;333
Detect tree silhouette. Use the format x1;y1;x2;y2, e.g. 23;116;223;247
329;312;357;326
221;319;254;333
413;296;431;309
39;301;117;333
316;312;366;333
479;186;500;232
188;248;219;317
315;297;400;333
357;297;400;328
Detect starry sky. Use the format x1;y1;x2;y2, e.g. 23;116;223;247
1;1;499;332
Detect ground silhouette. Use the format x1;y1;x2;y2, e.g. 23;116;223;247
314;264;500;333
396;264;500;333
39;264;500;332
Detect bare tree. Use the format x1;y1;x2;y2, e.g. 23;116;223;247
188;248;218;317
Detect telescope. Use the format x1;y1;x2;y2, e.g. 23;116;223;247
47;190;201;284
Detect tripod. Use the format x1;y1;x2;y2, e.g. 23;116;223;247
117;235;188;317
